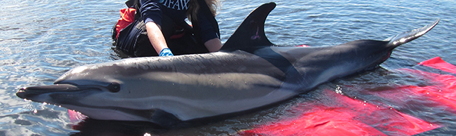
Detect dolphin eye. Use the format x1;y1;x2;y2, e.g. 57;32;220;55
107;82;121;93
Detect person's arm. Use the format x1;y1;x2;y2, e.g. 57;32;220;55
204;38;222;52
145;22;171;55
193;0;222;52
140;0;173;56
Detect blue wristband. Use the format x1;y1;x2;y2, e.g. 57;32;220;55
159;48;174;56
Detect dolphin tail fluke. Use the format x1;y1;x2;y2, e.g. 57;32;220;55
386;19;440;47
221;2;276;52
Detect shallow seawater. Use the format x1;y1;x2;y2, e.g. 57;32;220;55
1;0;455;135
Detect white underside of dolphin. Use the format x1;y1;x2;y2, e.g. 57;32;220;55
17;2;439;127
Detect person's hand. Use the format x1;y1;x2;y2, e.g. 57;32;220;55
159;48;174;56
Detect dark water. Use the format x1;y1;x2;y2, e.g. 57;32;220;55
1;0;455;135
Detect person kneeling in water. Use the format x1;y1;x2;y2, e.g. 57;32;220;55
114;0;222;57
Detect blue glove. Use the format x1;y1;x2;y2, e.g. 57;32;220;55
159;48;174;56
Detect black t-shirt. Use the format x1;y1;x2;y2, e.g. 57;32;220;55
139;0;219;43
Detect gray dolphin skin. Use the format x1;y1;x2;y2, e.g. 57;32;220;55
17;2;439;126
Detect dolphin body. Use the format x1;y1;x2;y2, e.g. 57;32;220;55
17;3;439;127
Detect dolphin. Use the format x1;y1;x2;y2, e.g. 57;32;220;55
16;2;439;127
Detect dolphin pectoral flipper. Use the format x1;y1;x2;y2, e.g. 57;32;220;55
386;19;440;47
221;2;276;52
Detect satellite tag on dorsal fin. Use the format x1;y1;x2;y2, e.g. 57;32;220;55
221;2;276;52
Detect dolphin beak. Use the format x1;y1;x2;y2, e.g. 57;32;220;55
16;84;81;99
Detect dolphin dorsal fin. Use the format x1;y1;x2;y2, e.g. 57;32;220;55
221;2;276;52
